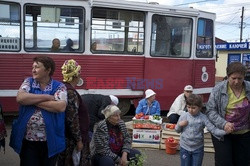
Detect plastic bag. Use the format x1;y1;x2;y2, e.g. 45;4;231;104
72;148;81;166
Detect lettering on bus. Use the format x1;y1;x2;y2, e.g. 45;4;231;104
85;77;163;89
197;44;212;50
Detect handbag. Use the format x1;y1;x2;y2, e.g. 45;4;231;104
72;148;81;166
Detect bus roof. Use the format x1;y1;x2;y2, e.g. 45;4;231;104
2;0;215;18
91;0;215;17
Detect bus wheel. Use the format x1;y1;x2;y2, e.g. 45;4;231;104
118;98;131;116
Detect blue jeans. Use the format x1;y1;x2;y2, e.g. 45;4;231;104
180;146;204;166
91;148;141;166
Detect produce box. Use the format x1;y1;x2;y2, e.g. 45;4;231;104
132;129;161;149
132;115;162;130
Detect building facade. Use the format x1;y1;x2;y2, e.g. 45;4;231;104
215;42;250;81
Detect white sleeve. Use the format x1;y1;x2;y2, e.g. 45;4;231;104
168;94;186;116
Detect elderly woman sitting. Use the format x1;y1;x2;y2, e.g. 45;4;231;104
90;105;141;166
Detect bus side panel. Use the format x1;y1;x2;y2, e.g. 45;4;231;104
0;97;18;113
143;58;194;111
0;54;27;89
0;53;145;112
193;60;215;88
78;55;145;90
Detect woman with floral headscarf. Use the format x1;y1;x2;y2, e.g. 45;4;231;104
57;59;90;166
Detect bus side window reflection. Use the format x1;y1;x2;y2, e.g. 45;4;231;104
24;5;84;53
91;8;144;54
151;15;192;58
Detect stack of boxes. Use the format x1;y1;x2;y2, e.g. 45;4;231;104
131;118;162;149
125;120;215;153
160;128;180;150
160;124;215;153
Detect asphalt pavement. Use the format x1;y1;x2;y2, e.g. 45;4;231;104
0;123;215;166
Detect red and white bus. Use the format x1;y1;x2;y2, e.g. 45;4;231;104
0;0;216;114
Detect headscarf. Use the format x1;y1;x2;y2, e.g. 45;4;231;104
101;105;121;119
61;59;81;82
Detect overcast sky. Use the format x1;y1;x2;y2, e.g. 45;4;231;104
126;0;250;42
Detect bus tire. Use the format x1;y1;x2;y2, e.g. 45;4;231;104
117;98;131;116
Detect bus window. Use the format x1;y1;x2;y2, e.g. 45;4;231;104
196;18;213;58
0;2;20;52
24;5;84;52
151;15;192;58
91;8;144;54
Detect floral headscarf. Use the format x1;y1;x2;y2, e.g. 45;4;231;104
61;59;81;82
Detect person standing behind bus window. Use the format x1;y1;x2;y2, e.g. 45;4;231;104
167;85;193;124
176;94;227;166
63;39;75;52
57;59;90;166
206;62;250;166
135;89;161;115
10;56;67;166
91;42;97;51
51;38;60;52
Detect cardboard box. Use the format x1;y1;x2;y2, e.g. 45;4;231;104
132;129;161;149
132;129;161;143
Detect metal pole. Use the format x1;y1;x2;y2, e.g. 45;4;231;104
240;6;244;42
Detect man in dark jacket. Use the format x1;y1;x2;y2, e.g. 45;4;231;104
81;94;118;137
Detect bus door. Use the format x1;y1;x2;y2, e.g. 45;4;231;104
193;18;215;101
144;14;193;110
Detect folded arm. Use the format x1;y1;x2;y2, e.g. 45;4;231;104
36;100;67;113
16;90;54;105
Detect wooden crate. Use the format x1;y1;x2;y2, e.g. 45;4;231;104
160;129;215;153
203;132;215;153
160;129;180;150
132;142;160;149
125;121;133;137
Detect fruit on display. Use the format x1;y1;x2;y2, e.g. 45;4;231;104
167;137;178;143
133;123;161;130
135;112;144;119
165;123;176;130
153;115;161;120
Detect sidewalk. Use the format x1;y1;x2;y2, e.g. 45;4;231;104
0;125;214;166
